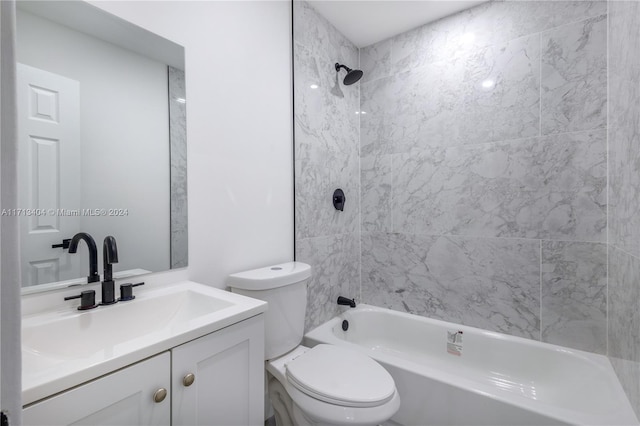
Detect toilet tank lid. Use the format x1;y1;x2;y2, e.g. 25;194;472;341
227;262;312;291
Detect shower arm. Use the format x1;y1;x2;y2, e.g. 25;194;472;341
335;63;351;73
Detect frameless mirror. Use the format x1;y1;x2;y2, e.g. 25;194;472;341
15;1;188;293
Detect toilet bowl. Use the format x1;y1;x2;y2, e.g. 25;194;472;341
266;345;400;426
227;262;400;426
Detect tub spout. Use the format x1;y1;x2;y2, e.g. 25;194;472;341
337;296;356;308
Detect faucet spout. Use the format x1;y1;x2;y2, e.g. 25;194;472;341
337;296;356;308
103;236;119;282
68;232;100;283
101;236;119;305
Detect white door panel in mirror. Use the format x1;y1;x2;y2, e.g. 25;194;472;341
15;1;187;292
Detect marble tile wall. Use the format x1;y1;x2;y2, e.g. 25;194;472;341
541;241;606;353
608;0;640;417
293;1;361;331
359;1;608;352
362;233;541;339
297;233;360;332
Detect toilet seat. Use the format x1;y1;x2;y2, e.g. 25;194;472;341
267;345;400;425
285;344;396;408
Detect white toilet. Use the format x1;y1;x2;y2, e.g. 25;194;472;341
227;262;400;426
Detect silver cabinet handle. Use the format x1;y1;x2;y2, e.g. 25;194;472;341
153;388;167;403
183;373;195;387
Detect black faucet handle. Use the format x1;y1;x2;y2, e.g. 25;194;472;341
52;238;71;249
119;282;145;302
64;290;97;311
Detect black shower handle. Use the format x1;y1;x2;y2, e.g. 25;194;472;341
333;189;346;211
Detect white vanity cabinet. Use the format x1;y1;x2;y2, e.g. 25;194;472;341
171;314;264;425
23;315;265;426
23;352;171;426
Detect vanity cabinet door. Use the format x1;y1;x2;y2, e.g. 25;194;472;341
171;314;264;426
23;352;170;426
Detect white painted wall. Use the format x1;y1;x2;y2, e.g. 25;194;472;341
16;10;170;274
90;1;294;288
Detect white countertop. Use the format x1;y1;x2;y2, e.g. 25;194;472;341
22;281;267;405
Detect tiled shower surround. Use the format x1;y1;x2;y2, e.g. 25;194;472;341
293;1;361;331
294;0;639;414
359;0;608;351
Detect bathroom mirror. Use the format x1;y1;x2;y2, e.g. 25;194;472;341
16;1;188;293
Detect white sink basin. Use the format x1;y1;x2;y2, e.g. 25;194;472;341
24;289;232;358
22;281;266;405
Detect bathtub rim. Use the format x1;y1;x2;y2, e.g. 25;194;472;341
304;304;638;426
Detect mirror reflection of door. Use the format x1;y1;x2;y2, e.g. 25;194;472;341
17;63;82;286
16;2;188;293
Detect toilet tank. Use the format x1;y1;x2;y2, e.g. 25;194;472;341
227;262;312;360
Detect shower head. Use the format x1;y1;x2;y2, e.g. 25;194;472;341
335;63;363;85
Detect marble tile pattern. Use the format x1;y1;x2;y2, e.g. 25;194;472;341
388;1;606;77
541;15;607;135
608;246;640;363
355;0;610;356
293;4;360;241
294;43;359;161
608;2;640;416
293;1;361;330
361;232;540;339
609;0;640;258
362;8;608;154
295;127;360;240
168;66;188;269
392;130;606;241
359;39;391;84
361;35;540;153
294;0;359;73
541;241;606;353
360;154;392;233
297;233;360;332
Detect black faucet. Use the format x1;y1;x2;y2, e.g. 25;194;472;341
68;232;100;283
101;236;119;305
337;296;356;308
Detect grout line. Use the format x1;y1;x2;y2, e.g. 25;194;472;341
390;155;394;237
539;31;543;138
605;0;610;357
371;231;607;245
297;232;360;244
540;239;543;343
358;45;363;304
537;12;608;40
386;126;608;155
610;244;640;262
606;245;610;356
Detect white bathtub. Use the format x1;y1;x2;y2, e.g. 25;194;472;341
304;304;638;426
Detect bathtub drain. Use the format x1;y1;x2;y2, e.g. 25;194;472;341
342;320;349;331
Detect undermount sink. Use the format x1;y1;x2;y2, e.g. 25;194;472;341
22;281;267;405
